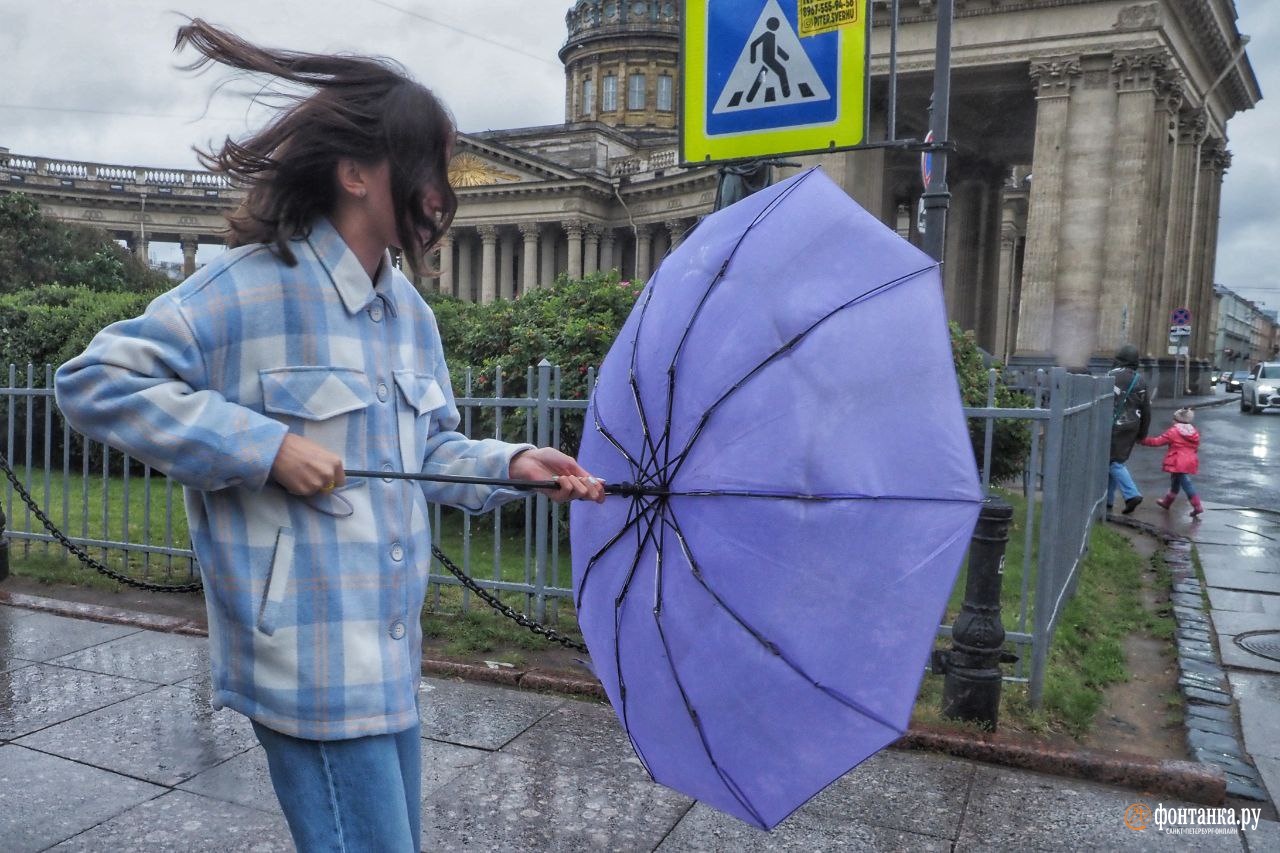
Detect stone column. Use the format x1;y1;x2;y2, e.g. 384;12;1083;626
1014;57;1080;360
437;232;454;296
634;224;653;281
1153;109;1206;352
565;220;584;280
519;223;541;294
1136;73;1184;352
456;230;474;302
600;228;617;272
127;232;150;266
539;225;557;286
179;234;198;277
478;225;499;304
1192;143;1230;361
583;225;600;275
497;228;516;300
1051;56;1119;368
664;218;691;250
1097;51;1169;356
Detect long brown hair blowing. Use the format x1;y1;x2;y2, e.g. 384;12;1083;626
175;19;457;274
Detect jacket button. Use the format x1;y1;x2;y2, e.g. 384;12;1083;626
369;302;384;322
376;383;389;402
390;543;404;562
389;621;406;640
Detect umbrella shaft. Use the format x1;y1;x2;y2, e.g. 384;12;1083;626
343;470;653;497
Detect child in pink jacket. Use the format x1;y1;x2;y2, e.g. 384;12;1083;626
1141;408;1203;517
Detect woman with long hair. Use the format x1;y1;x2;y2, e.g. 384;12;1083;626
55;19;603;850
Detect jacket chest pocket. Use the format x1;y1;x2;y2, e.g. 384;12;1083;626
260;367;374;461
393;370;447;473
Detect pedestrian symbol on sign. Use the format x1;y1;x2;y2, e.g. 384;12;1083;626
714;0;830;115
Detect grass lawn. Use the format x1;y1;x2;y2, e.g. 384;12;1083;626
916;487;1171;736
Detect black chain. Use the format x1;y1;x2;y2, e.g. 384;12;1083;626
0;450;587;649
0;451;203;592
430;544;588;652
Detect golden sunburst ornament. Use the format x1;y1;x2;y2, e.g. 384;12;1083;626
448;153;521;187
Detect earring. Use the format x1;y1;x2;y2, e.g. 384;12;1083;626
356;189;367;198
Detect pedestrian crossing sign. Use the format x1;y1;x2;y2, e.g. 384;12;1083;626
682;0;868;164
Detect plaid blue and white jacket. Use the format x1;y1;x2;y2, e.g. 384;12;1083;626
55;218;531;740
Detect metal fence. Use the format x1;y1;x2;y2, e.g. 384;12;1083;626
1;362;1111;703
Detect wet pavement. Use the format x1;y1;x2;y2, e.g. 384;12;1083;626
0;602;1277;850
1123;392;1280;816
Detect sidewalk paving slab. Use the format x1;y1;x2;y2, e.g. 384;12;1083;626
0;744;166;853
13;684;258;786
419;676;564;750
420;750;693;852
0;664;157;740
46;628;209;685
47;789;294;852
0;608;139;661
655;802;952;852
954;765;1244;852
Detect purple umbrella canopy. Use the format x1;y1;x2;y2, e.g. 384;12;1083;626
569;167;983;830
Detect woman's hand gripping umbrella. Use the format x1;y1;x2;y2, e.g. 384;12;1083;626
569;168;984;830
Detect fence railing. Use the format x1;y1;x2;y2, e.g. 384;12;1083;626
1;362;1111;703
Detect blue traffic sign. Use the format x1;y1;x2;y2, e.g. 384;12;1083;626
682;0;868;163
705;0;840;137
1170;307;1192;326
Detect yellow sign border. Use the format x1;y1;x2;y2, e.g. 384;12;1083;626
681;0;868;164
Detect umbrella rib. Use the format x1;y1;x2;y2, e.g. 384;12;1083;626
657;170;820;476
663;490;981;504
662;510;904;736
624;281;666;482
575;496;658;611
611;499;665;780
591;400;643;472
652;605;770;829
665;264;938;482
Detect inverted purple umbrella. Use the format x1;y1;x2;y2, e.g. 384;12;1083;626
569;168;983;830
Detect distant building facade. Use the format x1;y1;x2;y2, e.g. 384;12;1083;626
1;0;1262;392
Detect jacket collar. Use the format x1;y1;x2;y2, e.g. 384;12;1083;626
305;217;398;317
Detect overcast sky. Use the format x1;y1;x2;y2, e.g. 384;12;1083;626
0;0;1275;312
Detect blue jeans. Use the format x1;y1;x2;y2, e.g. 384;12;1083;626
1108;461;1141;507
1169;472;1198;498
252;720;422;852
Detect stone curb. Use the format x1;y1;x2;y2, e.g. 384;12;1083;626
0;588;1231;806
896;726;1225;805
1107;515;1271;802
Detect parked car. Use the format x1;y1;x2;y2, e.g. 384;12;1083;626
1241;363;1280;414
1225;371;1249;393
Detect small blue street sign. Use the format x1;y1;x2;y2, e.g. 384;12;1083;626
1170;307;1192;326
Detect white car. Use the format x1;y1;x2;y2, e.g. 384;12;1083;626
1241;363;1280;414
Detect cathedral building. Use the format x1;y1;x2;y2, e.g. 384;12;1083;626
1;1;1260;390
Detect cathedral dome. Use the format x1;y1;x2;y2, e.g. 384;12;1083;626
559;1;680;131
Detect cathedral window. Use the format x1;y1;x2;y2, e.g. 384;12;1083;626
602;75;618;111
628;73;647;110
657;74;673;111
582;77;595;116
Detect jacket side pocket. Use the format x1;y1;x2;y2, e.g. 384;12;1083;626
256;526;294;636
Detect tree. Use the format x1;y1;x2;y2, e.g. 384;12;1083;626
0;192;172;294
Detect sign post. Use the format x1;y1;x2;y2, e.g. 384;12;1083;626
681;0;869;164
1170;308;1192;397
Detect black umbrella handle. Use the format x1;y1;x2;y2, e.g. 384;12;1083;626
343;469;650;497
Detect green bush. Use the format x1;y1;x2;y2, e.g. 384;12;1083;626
950;322;1032;484
0;285;161;372
429;270;644;452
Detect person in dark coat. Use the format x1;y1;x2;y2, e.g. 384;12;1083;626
1107;344;1151;514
